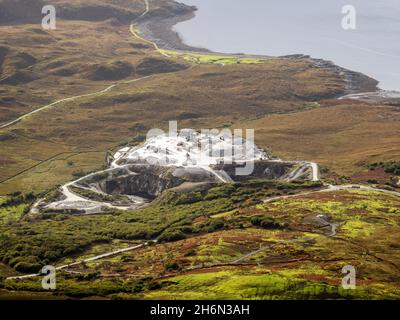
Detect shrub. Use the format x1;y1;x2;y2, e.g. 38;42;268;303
204;185;236;201
158;230;185;243
165;262;181;271
203;219;225;233
179;226;194;234
0;192;36;208
184;249;196;257
77;272;100;281
7;191;21;197
194;219;225;234
384;162;400;175
14;261;42;273
146;281;162;290
175;192;204;205
368;161;400;175
251;216;287;230
132;282;144;293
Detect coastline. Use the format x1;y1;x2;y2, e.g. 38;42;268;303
136;1;383;98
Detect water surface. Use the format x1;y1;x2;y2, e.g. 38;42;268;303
176;0;400;90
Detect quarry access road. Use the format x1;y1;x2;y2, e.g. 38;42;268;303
263;184;400;204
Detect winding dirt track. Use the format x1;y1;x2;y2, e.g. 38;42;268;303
6;242;149;280
263;184;400;204
0;75;157;130
140;0;149;17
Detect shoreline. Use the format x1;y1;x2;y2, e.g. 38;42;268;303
136;1;397;99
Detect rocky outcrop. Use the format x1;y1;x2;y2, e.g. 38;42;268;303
72;160;296;205
213;160;294;182
143;1;195;20
82;164;219;200
104;172;182;198
311;58;379;95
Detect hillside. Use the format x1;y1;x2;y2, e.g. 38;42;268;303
0;0;399;300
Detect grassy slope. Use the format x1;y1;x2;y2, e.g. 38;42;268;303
2;188;399;299
0;19;152;122
0;180;320;273
236;102;400;179
0;58;344;194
